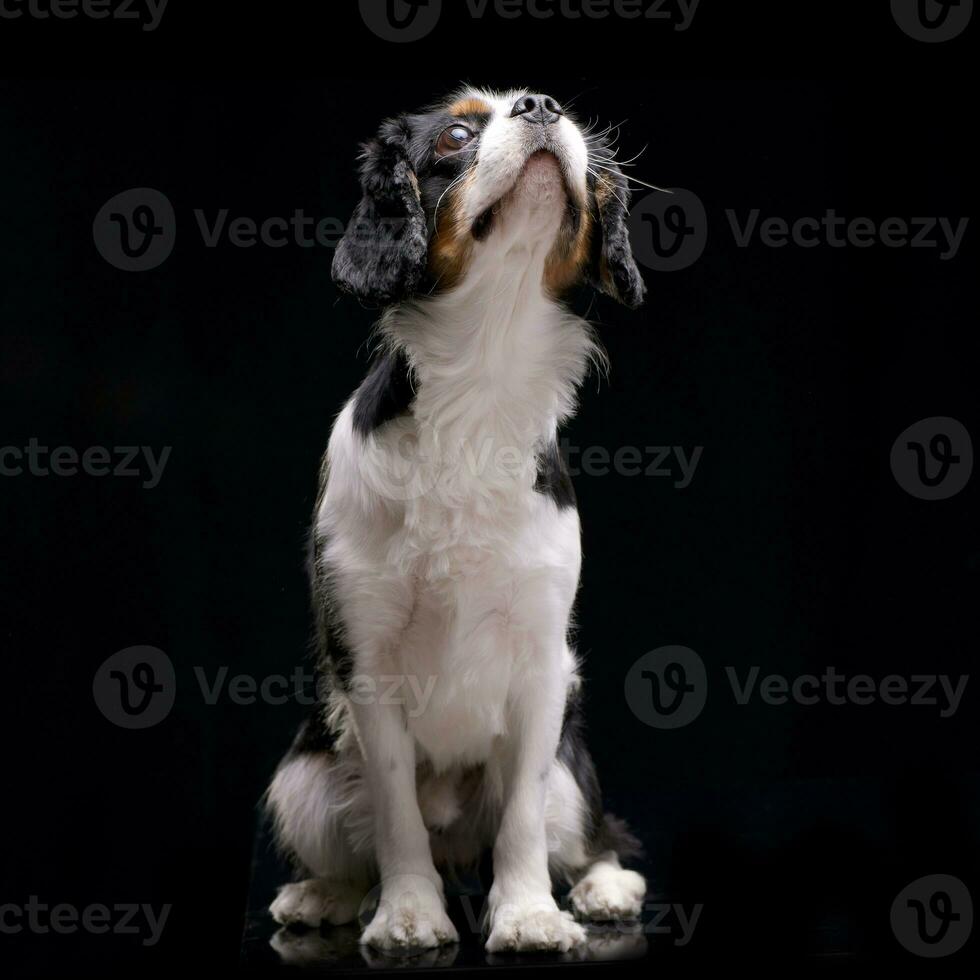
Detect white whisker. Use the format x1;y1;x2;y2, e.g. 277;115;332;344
589;162;671;194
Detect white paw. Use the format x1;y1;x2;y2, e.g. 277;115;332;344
270;878;364;928
360;879;458;951
486;896;588;953
570;864;646;921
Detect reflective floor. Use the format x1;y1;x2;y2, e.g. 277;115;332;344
250;917;653;972
240;775;980;976
238;818;901;974
241;821;682;974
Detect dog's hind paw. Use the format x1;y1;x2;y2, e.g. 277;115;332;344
570;863;646;921
270;878;365;928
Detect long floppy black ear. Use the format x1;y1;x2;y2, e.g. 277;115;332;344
588;162;647;309
331;115;428;305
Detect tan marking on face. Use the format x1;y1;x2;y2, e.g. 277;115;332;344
594;173;616;209
448;96;493;118
427;171;476;293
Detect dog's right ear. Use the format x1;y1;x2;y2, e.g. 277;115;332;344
332;115;428;305
587;161;647;310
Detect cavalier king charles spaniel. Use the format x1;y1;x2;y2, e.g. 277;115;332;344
267;86;648;955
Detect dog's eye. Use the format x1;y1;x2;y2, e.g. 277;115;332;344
436;124;475;156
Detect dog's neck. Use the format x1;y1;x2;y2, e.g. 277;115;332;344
374;215;598;576
384;214;597;453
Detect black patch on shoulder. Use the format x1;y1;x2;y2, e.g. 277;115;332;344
534;440;576;509
352;348;415;438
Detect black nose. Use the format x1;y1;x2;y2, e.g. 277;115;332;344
510;93;564;126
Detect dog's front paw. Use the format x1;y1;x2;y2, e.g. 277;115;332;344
360;877;458;952
570;864;646;921
270;878;365;928
486;895;587;953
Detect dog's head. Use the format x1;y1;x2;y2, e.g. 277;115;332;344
331;87;646;309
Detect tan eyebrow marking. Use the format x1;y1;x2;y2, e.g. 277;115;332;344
448;97;493;117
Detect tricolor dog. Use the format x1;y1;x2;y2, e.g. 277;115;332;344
266;86;648;954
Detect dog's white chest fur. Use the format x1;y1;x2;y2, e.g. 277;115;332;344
393;486;584;767
319;231;595;770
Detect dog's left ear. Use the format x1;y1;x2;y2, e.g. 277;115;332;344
332;115;428;305
588;162;647;309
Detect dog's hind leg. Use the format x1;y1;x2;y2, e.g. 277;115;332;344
546;696;647;922
266;741;374;928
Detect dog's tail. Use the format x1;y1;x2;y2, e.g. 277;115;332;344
595;812;644;862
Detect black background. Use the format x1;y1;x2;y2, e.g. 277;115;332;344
1;1;977;976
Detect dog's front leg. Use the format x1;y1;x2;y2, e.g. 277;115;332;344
486;637;587;953
350;696;459;951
